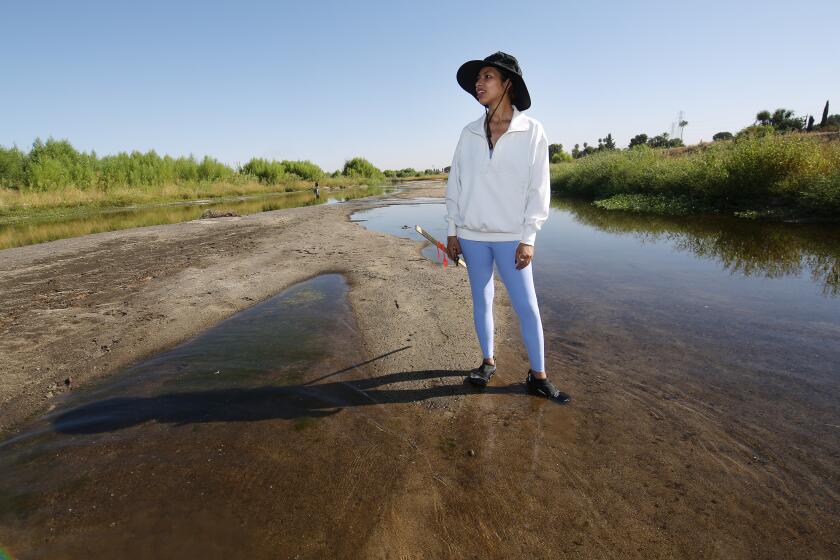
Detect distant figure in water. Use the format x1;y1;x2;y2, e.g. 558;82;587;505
313;181;320;198
445;51;570;403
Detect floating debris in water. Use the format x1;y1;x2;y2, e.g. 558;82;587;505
200;209;240;219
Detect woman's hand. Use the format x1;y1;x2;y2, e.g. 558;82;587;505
447;236;462;261
515;243;534;270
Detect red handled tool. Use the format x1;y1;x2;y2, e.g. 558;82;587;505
414;225;467;268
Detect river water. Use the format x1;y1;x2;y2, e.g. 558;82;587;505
0;185;394;250
350;196;840;553
353;197;840;415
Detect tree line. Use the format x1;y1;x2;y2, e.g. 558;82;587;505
550;99;839;163
0;138;393;191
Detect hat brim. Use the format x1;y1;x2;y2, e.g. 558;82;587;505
456;60;531;110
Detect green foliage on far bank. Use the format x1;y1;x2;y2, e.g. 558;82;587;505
0;139;398;216
342;157;384;179
551;134;840;219
1;139;237;191
0;138;389;193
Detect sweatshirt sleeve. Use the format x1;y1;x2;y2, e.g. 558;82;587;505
521;125;550;246
444;133;463;237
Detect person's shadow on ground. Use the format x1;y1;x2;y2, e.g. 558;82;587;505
52;352;536;435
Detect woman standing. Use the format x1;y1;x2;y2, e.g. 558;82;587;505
445;52;570;403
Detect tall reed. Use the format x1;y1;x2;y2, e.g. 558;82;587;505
551;134;840;216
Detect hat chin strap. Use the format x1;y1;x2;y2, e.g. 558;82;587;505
484;82;511;149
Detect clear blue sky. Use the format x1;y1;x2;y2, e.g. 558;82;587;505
2;0;838;172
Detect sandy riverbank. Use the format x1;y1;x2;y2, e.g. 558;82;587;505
0;183;485;434
1;183;837;558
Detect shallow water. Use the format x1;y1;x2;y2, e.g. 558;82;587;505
352;196;840;456
0;274;387;557
0;185;394;250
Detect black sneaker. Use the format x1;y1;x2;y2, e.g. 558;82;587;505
526;371;571;403
467;361;497;387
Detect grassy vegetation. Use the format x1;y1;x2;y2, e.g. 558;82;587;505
0;139;392;218
551;133;840;220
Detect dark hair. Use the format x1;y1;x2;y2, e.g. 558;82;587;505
496;69;517;103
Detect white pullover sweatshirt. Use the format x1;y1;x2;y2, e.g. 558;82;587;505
445;105;550;246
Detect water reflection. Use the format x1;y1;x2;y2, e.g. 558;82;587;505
0;185;392;250
553;198;840;296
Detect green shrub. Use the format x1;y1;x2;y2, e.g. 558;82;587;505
736;124;775;138
241;158;288;184
552;134;840;216
550;151;572;163
342;157;383;178
0;138;392;195
197;156;233;181
281;160;324;181
0;145;26;189
26;138;97;191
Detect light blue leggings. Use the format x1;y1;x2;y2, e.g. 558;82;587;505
458;238;545;372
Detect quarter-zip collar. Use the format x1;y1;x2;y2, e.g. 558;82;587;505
465;104;529;137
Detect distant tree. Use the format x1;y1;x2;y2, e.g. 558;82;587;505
646;132;683;149
647;133;670;148
548;143;564;158
342;157;383;178
571;143;581;159
820;100;829;127
768;108;805;132
443;165;451;173
628;133;648;148
756;110;772;125
816;113;840;131
806;115;815;131
679;120;688;141
0;145;26;189
602;133;616;150
549;143;571;162
712;131;734;141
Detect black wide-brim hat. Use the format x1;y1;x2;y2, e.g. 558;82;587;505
457;51;531;111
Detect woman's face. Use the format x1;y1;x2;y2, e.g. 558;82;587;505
475;66;511;106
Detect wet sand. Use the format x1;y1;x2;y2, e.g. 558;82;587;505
1;183;838;559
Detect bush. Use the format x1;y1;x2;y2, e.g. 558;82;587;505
281;160;324;181
551;134;840;216
197;155;234;181
737;124;775;138
26;138;97;191
0;145;26;189
241;158;288;184
0;138;392;195
342;157;383;178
